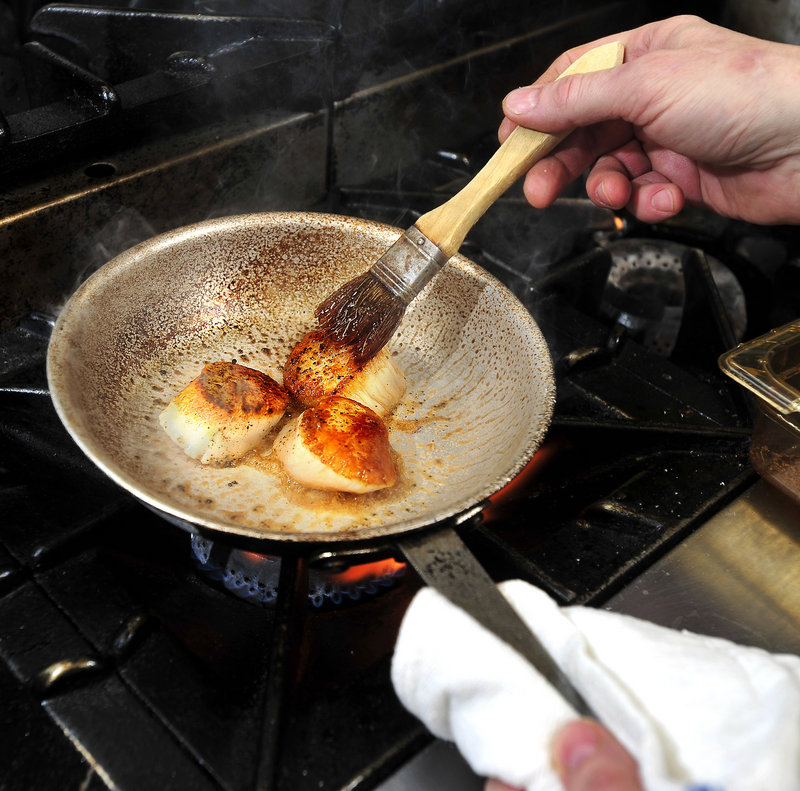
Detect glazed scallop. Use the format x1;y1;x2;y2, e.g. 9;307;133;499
159;361;289;466
274;395;397;494
283;329;405;416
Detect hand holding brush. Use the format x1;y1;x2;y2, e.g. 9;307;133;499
315;41;625;362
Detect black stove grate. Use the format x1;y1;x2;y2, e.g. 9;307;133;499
2;6;337;182
0;0;780;788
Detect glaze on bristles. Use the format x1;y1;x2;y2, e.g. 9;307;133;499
314;270;405;363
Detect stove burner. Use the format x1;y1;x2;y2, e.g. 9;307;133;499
600;238;747;357
190;535;405;607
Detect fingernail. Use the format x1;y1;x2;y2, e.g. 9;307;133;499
553;721;600;774
505;87;540;115
651;187;675;214
562;730;599;771
596;179;613;208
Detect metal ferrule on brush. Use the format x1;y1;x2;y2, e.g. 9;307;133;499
370;226;449;305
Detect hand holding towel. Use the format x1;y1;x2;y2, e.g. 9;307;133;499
391;580;800;791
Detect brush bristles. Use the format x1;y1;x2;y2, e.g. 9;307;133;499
314;271;405;363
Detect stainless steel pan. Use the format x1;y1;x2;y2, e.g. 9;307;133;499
46;211;585;710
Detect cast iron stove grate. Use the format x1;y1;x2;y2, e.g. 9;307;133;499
0;192;772;789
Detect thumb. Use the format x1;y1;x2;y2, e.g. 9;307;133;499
502;66;633;134
551;719;644;791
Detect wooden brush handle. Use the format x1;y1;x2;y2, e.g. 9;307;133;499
414;41;624;258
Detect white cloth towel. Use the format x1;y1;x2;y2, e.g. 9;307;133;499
391;579;800;791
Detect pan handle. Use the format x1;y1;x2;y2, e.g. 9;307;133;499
397;526;591;716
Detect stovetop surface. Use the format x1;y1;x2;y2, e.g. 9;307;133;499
0;196;763;790
1;1;793;788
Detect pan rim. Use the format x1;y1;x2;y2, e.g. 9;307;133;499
47;210;555;545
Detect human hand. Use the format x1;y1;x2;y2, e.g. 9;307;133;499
484;719;643;791
499;15;800;225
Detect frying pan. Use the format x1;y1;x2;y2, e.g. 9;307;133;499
46;211;585;710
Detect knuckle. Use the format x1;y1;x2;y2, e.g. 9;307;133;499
551;75;580;111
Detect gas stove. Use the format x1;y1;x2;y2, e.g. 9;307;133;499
4;2;799;790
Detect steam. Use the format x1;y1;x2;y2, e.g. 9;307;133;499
48;206;156;324
73;206;156;292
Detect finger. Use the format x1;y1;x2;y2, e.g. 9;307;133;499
503;61;636;136
585;166;633;211
627;171;685;221
499;28;639;144
498;116;517;143
502;13;705;136
552;719;644;791
596;139;653;180
500;28;638;143
519;121;632;208
584;140;653;209
646;146;703;203
521;151;576;208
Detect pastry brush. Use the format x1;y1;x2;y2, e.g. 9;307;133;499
315;41;625;361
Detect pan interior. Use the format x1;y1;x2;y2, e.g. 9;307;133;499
47;212;554;543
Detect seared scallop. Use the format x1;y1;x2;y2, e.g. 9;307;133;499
274;395;397;494
159;361;289;466
283;329;405;416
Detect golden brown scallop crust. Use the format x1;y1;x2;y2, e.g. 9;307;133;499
174;361;289;421
299;395;397;487
283;330;363;408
